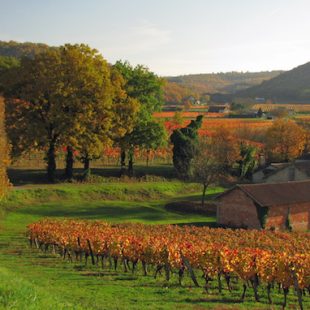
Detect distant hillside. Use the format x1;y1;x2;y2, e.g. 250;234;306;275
0;41;53;59
236;62;310;103
164;71;282;105
166;71;282;94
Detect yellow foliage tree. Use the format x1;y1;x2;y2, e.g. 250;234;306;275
265;119;306;162
0;96;10;199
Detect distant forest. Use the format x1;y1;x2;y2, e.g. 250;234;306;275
164;71;283;104
0;40;53;58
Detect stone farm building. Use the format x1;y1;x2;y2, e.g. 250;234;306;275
252;160;310;184
217;180;310;231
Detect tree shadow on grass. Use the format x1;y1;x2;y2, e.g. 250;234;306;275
8;165;176;186
16;204;173;222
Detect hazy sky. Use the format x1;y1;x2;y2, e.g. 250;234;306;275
1;0;310;76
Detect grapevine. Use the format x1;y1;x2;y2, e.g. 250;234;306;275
28;220;310;308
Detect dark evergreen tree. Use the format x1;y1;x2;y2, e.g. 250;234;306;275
257;107;263;118
170;115;203;179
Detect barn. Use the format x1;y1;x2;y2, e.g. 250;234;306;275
216;180;310;231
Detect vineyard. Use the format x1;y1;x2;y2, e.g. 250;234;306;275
252;103;310;113
153;111;225;118
28;219;310;309
165;118;273;137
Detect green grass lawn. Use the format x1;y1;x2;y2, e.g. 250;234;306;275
0;181;308;309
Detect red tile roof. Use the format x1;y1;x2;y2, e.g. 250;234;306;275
237;181;310;207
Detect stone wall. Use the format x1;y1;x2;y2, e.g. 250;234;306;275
217;187;310;231
266;202;310;231
217;189;261;229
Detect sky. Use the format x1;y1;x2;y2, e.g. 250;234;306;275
1;0;310;76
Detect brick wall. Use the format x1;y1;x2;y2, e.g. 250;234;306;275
217;189;261;229
266;202;310;231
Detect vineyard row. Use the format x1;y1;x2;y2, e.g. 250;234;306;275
28;220;310;308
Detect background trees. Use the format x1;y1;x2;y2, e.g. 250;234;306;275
4;44;113;182
265;119;306;162
58;44;113;179
113;61;165;175
3;46;166;181
0;96;10;199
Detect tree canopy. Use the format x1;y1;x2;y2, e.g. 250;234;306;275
113;61;164;120
113;61;165;175
4;44;113;182
265;119;306;162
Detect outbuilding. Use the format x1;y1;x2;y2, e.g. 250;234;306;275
208;104;230;113
252;160;310;184
217;181;310;231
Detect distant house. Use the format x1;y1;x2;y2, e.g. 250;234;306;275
252;160;310;184
255;97;266;103
228;112;259;119
208;104;230;113
217;181;310;231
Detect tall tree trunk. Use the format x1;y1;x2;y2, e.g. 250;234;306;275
47;141;56;183
65;146;74;180
120;148;126;176
128;148;134;177
201;184;207;208
146;149;150;167
83;153;91;179
84;156;90;171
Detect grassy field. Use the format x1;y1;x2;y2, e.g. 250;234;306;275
0;173;308;309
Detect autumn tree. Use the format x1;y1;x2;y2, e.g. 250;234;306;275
4;44;113;182
265;119;306;162
170;115;203;179
271;107;290;119
58;45;113;179
113;61;164;175
0;96;10;199
296;120;310;156
191;127;239;207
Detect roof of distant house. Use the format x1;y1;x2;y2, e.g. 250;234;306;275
255;160;310;179
208;105;230;113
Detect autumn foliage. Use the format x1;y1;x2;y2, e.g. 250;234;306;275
28;219;310;305
265;119;306;162
0;96;10;199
